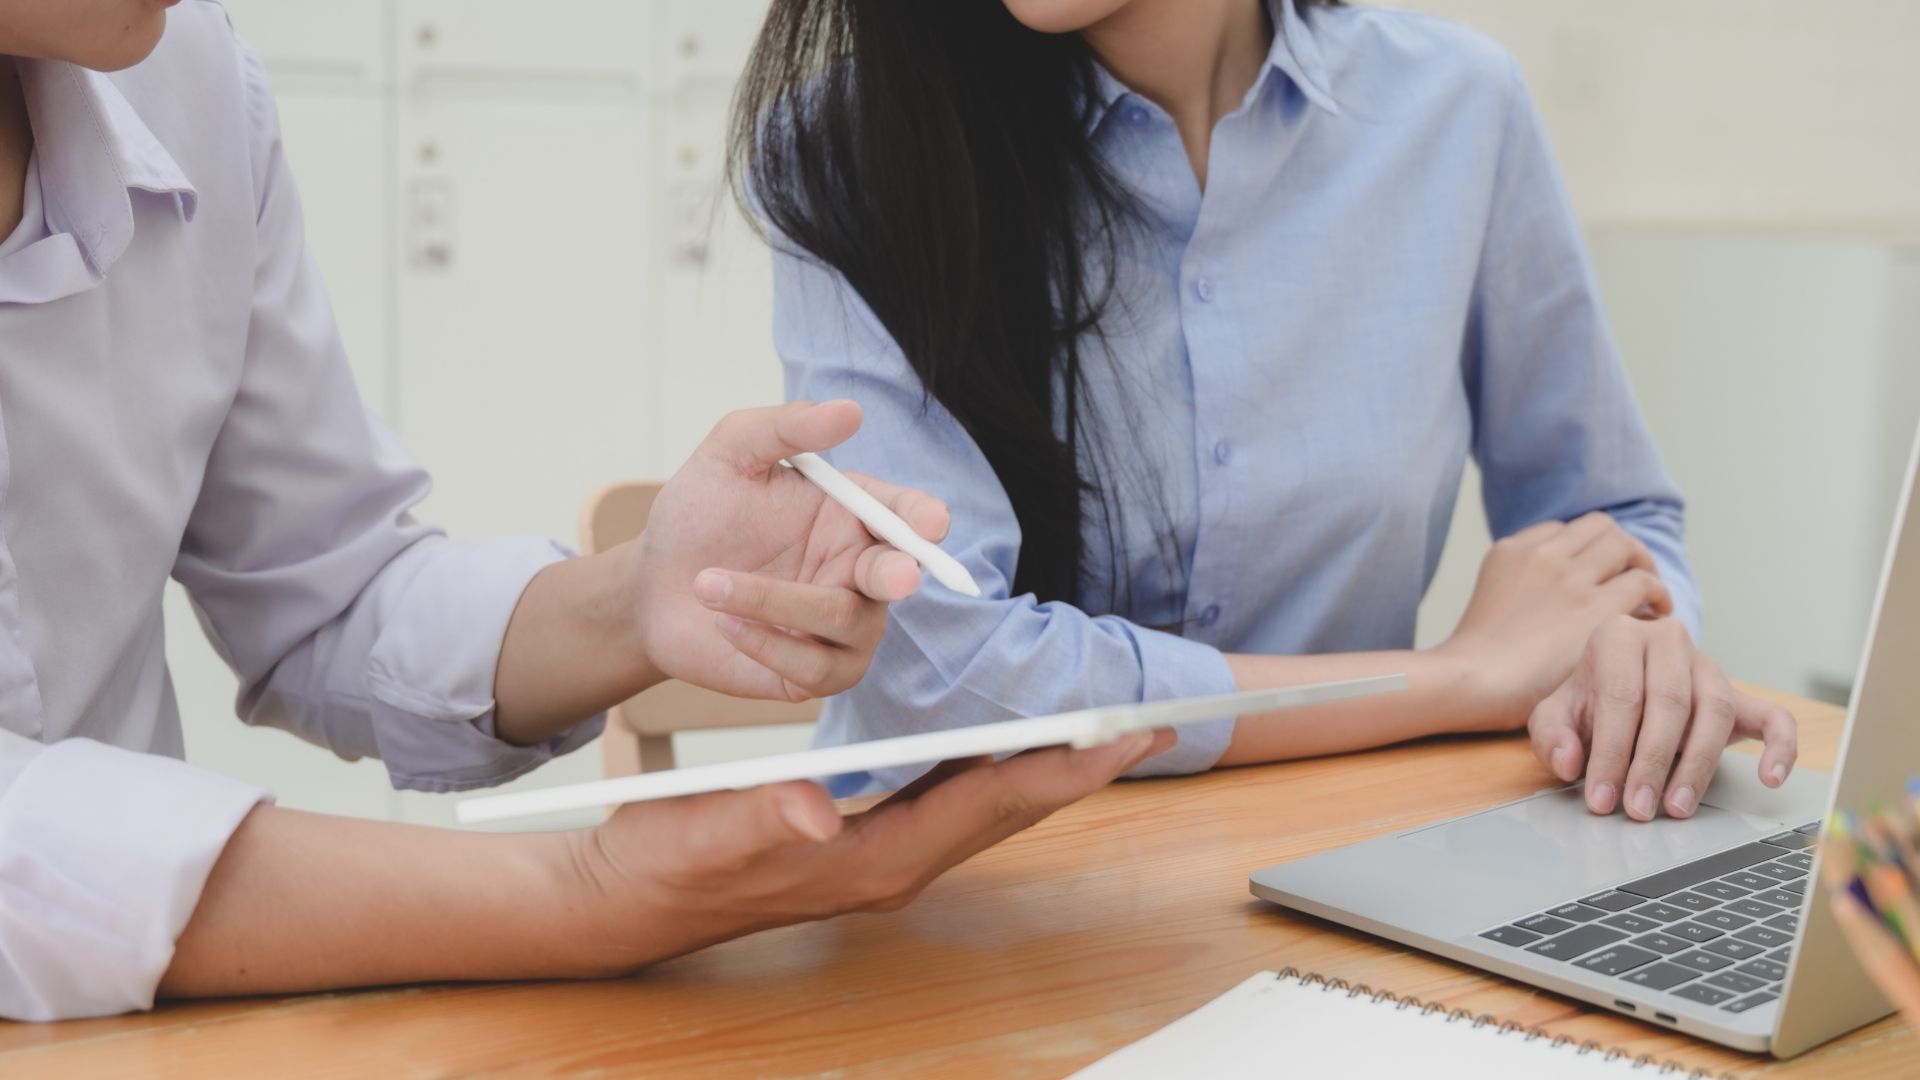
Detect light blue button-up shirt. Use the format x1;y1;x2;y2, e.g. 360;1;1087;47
776;1;1698;793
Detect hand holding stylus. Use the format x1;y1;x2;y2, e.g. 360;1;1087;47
635;399;956;702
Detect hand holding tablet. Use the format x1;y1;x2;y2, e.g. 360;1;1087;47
457;675;1408;824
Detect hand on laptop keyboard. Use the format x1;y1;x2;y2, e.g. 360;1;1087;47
1526;615;1798;821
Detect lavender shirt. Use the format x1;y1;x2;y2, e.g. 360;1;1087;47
0;3;599;1020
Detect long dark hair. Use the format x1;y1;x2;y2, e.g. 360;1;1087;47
730;1;1327;608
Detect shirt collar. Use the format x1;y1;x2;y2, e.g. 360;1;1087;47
16;59;197;279
1085;0;1340;133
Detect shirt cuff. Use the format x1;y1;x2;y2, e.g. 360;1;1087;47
365;536;605;792
0;740;269;1021
1124;630;1242;777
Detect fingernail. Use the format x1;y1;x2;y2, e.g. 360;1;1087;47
714;613;744;635
1589;782;1615;813
1671;784;1696;815
1769;762;1788;785
1119;730;1157;769
1629;786;1656;820
694;569;731;605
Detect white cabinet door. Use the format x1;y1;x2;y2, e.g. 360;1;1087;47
388;2;664;825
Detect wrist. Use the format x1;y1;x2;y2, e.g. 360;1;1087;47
605;539;666;693
1420;638;1523;734
539;824;715;980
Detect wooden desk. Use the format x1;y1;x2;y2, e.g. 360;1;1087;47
1;687;1910;1078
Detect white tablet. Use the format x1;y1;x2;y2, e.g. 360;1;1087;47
455;673;1408;825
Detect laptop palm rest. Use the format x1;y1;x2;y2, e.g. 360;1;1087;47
1399;785;1778;891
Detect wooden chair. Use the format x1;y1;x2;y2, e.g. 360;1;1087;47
580;482;822;775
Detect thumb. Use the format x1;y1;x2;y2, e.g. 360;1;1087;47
704;399;863;475
681;780;843;866
1528;687;1586;782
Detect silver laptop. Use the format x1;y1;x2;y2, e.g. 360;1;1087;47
1251;424;1920;1057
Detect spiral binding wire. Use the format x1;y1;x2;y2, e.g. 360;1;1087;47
1274;968;1739;1079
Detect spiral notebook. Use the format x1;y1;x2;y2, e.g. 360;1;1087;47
1071;970;1737;1079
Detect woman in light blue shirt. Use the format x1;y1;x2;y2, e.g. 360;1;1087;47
735;0;1797;816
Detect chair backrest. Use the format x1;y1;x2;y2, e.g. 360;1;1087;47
580;482;822;775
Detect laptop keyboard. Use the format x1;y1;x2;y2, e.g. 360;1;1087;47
1477;822;1819;1015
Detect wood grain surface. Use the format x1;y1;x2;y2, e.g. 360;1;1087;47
2;685;1910;1078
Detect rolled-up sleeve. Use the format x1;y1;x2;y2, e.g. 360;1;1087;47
170;38;601;792
0;731;268;1020
1466;56;1702;636
775;248;1237;794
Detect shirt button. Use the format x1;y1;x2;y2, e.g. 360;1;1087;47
1213;439;1231;465
1194;277;1216;302
1197;604;1221;628
1127;105;1150;125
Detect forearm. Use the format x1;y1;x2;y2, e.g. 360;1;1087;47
493;539;661;745
161;805;656;998
1216;647;1483;766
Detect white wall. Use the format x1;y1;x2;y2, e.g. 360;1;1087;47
1391;2;1920;698
174;1;1920;823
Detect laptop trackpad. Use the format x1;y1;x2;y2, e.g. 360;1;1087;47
1400;786;1782;889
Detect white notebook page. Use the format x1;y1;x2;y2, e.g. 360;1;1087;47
1073;971;1678;1079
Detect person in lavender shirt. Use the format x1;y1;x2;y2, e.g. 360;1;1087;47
739;0;1797;806
0;0;1172;1022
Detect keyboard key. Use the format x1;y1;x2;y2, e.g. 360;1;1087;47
1794;821;1822;835
1631;932;1691;955
1619;843;1784;898
1526;924;1628;961
1668;922;1725;943
1548;902;1609;923
1725;991;1779;1013
1722;871;1776;891
1752;862;1808;881
1665;891;1720;912
1673;983;1736;1005
1762;831;1815;850
1767;946;1794;963
1703;938;1767;960
1764;913;1800;932
1620;961;1702;991
1704;970;1768;993
1694;880;1751;901
1736;958;1789;982
1575;944;1661;976
1517;914;1576;935
1631;902;1689;922
1580;891;1647;912
1724;899;1783;919
1780;878;1807;895
1481;925;1544;947
1601;912;1662;934
1781;852;1814;871
1734;925;1795;949
1697;910;1755;931
1754;889;1803;909
1672;950;1734;973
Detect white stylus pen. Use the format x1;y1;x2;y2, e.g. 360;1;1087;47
783;451;983;598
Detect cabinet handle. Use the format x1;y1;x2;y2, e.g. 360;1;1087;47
407;177;454;271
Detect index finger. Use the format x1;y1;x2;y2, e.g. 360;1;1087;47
704;399;864;475
1583;622;1648;815
867;730;1164;867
